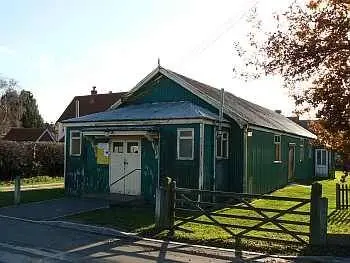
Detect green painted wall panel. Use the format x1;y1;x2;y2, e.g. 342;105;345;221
127;75;220;115
230;122;244;193
65;127;109;195
159;124;199;189
203;124;214;190
141;139;158;201
247;129;314;194
83;137;109;194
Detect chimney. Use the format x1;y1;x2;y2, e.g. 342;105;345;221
91;86;97;95
75;99;80;118
275;110;282;114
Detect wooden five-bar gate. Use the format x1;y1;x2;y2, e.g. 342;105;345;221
155;179;328;246
336;183;350;210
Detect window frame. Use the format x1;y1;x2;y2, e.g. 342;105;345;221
216;131;229;159
177;128;194;160
274;135;282;163
70;130;82;156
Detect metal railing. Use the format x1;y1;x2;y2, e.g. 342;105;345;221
110;168;141;188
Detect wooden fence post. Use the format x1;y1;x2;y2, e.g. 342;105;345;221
336;183;340;210
310;182;328;246
169;180;176;229
155;177;171;229
14;175;21;205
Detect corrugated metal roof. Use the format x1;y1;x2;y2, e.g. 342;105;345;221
63;101;227;123
163;69;316;139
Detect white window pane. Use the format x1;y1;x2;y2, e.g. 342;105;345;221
127;142;139;153
180;130;193;137
71;138;81;155
113;142;123;153
179;138;192;158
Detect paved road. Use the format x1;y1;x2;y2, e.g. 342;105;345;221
0;198;109;220
0;216;257;263
1;199;349;262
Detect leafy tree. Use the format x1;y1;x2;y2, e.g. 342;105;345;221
0;82;22;135
0;78;44;134
234;0;350;153
19;90;44;128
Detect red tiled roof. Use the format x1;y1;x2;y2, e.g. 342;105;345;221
2;128;54;142
57;92;125;122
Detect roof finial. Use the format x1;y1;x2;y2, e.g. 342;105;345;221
157;57;160;68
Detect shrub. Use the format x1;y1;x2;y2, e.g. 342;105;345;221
0;141;63;180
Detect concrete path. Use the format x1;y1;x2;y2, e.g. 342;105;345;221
0;197;109;220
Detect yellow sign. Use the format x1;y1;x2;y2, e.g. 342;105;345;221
96;143;109;165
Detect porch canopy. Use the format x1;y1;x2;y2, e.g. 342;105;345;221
62;101;228;124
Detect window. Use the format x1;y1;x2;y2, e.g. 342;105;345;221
274;135;281;162
177;128;194;160
127;142;139;154
70;131;81;156
113;142;123;153
316;149;327;165
300;139;305;162
216;131;229;159
308;145;312;159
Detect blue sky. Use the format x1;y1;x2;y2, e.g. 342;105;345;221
0;0;297;122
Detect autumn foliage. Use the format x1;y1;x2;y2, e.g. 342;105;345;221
235;0;350;153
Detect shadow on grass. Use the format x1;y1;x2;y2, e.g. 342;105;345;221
0;188;65;207
328;209;350;225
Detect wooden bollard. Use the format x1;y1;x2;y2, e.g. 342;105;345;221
14;175;21;205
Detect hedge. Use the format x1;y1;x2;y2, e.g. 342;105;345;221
0;141;64;180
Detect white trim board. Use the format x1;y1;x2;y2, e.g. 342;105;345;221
36;129;56;142
248;125;316;140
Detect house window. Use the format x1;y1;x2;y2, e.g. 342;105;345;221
316;149;327;165
70;131;81;156
216;131;229;159
177;128;194;160
300;139;305;162
274;135;281;162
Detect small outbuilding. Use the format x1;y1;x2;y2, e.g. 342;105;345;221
63;66;316;200
2;128;56;142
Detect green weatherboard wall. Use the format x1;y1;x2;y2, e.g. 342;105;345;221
246;129;314;194
65;127;109;195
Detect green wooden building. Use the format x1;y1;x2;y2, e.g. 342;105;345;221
62;66;316;200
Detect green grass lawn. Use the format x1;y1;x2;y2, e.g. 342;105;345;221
66;172;349;254
0;176;64;188
0;188;65;207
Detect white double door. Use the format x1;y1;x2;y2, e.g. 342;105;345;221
315;149;328;177
110;139;141;195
